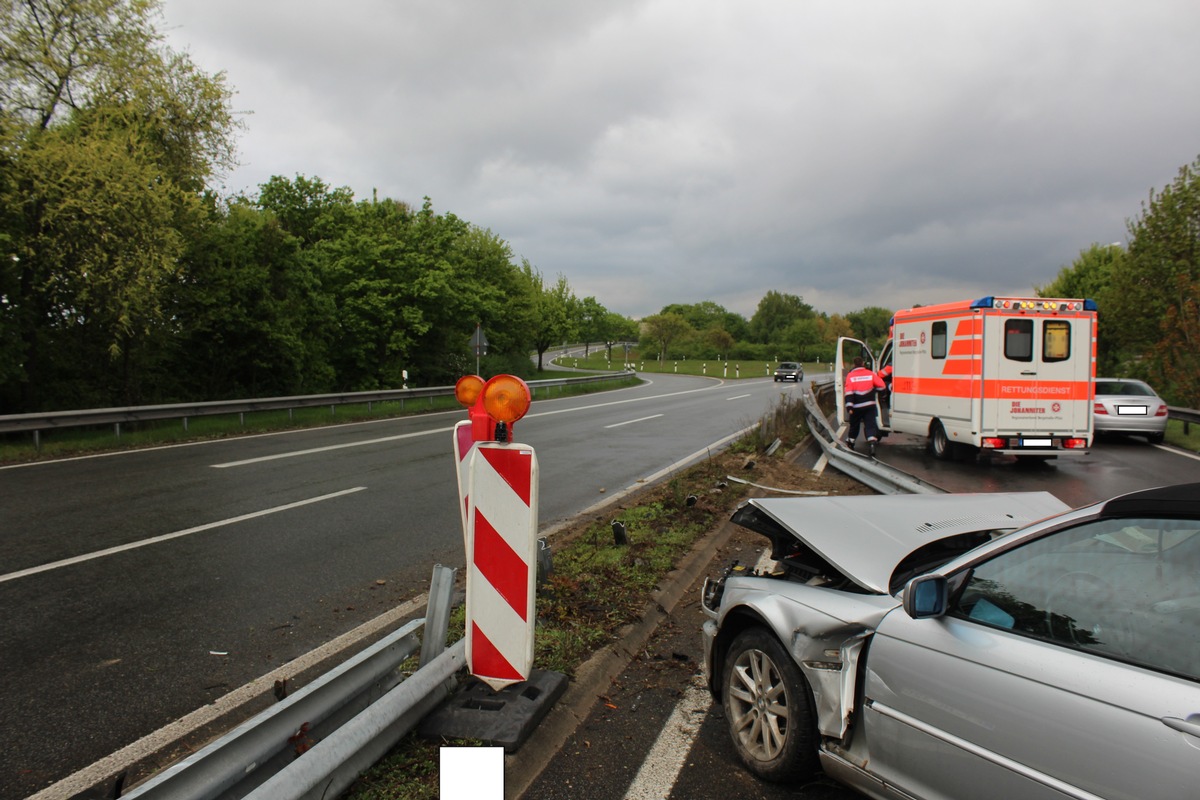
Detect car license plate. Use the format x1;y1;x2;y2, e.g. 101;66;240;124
1019;438;1053;447
1116;405;1147;415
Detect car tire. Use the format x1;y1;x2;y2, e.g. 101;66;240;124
721;627;819;783
928;420;955;461
1148;432;1165;445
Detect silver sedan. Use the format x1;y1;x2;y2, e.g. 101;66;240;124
702;486;1200;800
1094;377;1169;444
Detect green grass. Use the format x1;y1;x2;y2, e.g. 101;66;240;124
1165;418;1200;452
0;375;641;464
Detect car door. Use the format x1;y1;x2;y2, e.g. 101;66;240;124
835;337;876;429
858;516;1200;800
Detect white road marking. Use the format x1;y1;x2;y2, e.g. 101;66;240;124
0;487;367;585
211;428;452;467
605;414;664;429
622;546;773;800
1155;442;1200;461
213;383;731;467
726;393;751;400
623;675;712;800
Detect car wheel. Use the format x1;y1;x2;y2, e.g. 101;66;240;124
928;420;955;460
1148;432;1165;444
721;627;819;782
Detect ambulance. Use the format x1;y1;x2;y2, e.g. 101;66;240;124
836;296;1097;461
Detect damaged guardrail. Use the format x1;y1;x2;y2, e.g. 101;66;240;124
122;566;463;800
803;378;945;496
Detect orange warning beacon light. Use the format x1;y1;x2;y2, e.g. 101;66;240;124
455;374;485;407
455;374;531;442
482;374;531;427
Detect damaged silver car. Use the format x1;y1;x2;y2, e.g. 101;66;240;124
701;485;1200;800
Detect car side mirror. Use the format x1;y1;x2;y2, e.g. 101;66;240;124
903;574;947;619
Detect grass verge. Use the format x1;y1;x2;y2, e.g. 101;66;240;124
1165;419;1200;452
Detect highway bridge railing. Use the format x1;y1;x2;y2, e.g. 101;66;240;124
0;371;637;444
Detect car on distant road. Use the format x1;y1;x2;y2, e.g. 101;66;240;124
1094;377;1169;444
701;485;1200;800
773;362;804;382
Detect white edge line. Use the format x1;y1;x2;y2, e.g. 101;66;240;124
622;675;711;800
0;487;368;585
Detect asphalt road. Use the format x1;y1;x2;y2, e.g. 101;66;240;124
4;373;1197;799
0;373;802;800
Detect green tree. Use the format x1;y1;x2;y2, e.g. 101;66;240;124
164;197;333;399
576;296;607;357
256;174;356;247
781;317;821;360
748;290;815;344
1107;156;1200;403
640;312;694;364
603;311;639;361
1036;243;1122;302
523;263;577;372
1036;242;1123;373
0;0;237;409
845;306;894;350
704;327;736;360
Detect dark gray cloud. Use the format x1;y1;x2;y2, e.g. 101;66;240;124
161;0;1200;318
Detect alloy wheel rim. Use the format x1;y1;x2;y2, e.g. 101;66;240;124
728;647;789;761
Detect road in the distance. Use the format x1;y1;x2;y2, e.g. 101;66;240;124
0;373;799;799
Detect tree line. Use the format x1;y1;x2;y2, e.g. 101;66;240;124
1036;155;1200;408
2;1;1195;414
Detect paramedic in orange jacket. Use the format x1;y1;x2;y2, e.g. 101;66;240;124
844;356;886;454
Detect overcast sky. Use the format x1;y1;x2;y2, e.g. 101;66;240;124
159;1;1200;320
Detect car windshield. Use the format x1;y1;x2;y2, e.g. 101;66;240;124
1095;380;1154;396
779;363;799;369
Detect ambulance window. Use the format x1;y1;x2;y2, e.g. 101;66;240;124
931;322;947;359
1005;319;1033;362
1043;321;1071;362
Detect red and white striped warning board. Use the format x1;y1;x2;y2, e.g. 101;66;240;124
465;441;539;690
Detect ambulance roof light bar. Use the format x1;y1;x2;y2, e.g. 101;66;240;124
971;296;1097;313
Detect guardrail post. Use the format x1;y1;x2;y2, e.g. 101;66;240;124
420;565;457;667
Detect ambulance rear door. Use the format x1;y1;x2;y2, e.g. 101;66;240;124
982;311;1092;442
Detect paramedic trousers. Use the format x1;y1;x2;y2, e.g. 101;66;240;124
847;404;880;443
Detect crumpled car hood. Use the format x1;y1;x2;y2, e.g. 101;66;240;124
731;492;1070;594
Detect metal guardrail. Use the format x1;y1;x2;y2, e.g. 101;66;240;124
117;566;462;800
804;377;946;495
0;371;635;438
1169;406;1200;434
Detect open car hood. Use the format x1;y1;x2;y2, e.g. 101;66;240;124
731;492;1070;594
